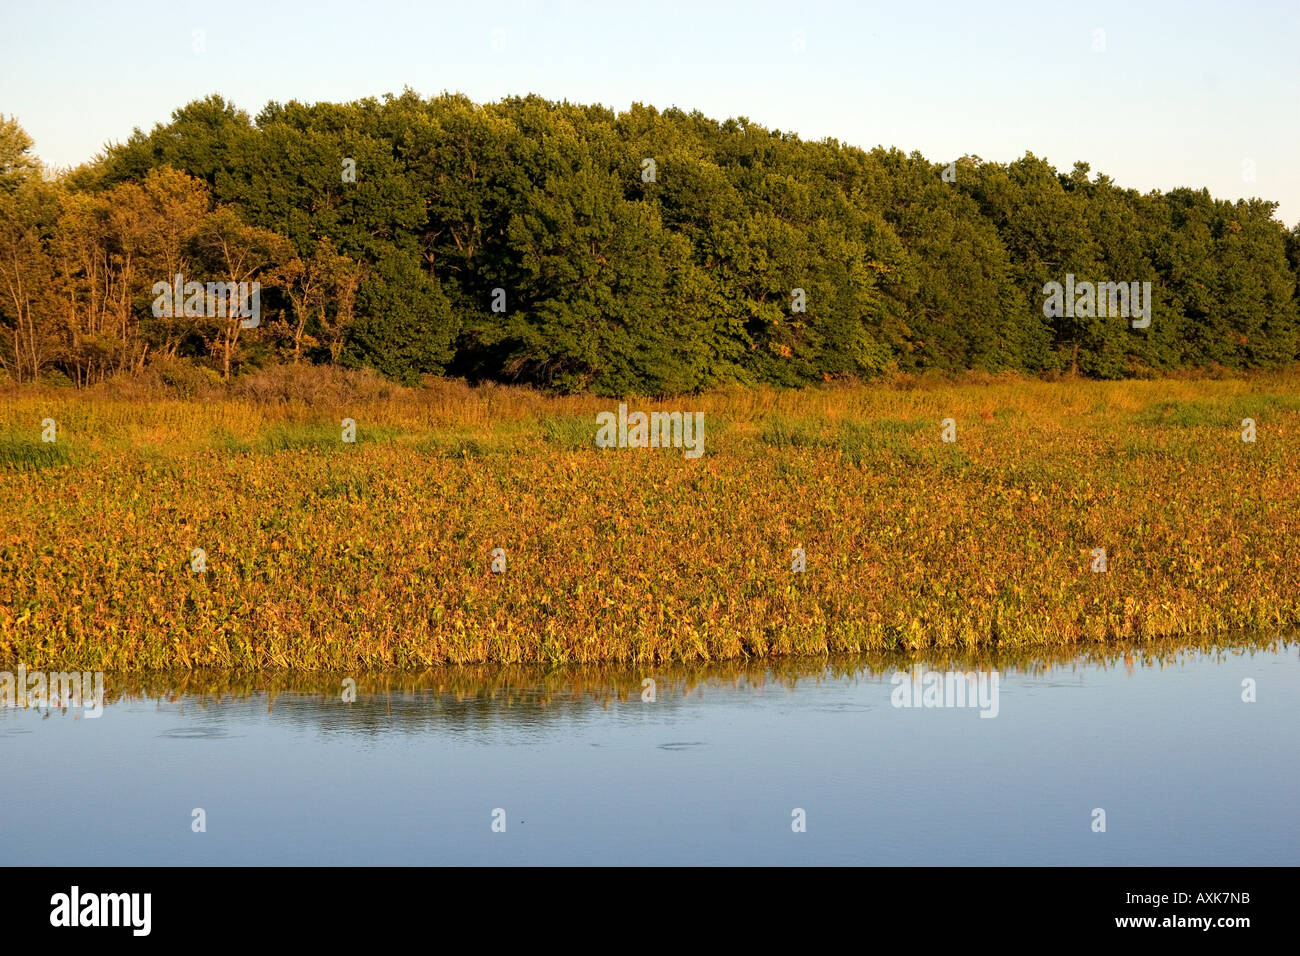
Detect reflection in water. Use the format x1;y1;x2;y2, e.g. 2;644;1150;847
75;632;1291;719
2;633;1296;866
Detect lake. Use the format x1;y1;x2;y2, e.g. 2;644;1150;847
3;638;1296;865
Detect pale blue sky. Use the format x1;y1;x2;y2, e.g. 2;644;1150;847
3;0;1298;225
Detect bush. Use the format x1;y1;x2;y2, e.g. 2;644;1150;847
229;364;406;405
141;357;223;399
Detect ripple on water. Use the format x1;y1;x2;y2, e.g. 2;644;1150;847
159;726;233;740
811;702;875;713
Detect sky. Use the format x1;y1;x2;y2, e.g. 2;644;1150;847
3;0;1298;225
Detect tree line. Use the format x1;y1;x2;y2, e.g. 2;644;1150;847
3;92;1298;392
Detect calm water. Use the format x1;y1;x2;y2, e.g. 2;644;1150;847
2;641;1296;865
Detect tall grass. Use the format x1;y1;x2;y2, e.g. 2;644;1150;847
3;370;1300;669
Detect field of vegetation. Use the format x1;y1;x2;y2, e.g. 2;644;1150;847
2;368;1299;670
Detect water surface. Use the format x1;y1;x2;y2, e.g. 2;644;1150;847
2;639;1296;865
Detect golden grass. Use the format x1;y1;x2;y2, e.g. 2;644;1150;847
3;371;1299;670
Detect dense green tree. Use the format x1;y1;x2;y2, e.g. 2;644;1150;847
2;94;1295;390
347;246;456;383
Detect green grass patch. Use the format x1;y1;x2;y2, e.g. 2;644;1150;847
0;437;73;471
759;416;823;449
1132;394;1300;428
759;416;945;467
537;414;594;451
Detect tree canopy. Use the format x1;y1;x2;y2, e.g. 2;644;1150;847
2;93;1297;391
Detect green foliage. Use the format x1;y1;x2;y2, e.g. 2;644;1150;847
759;416;927;462
538;415;595;450
0;436;72;470
347;248;457;383
8;92;1297;391
1132;393;1300;427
